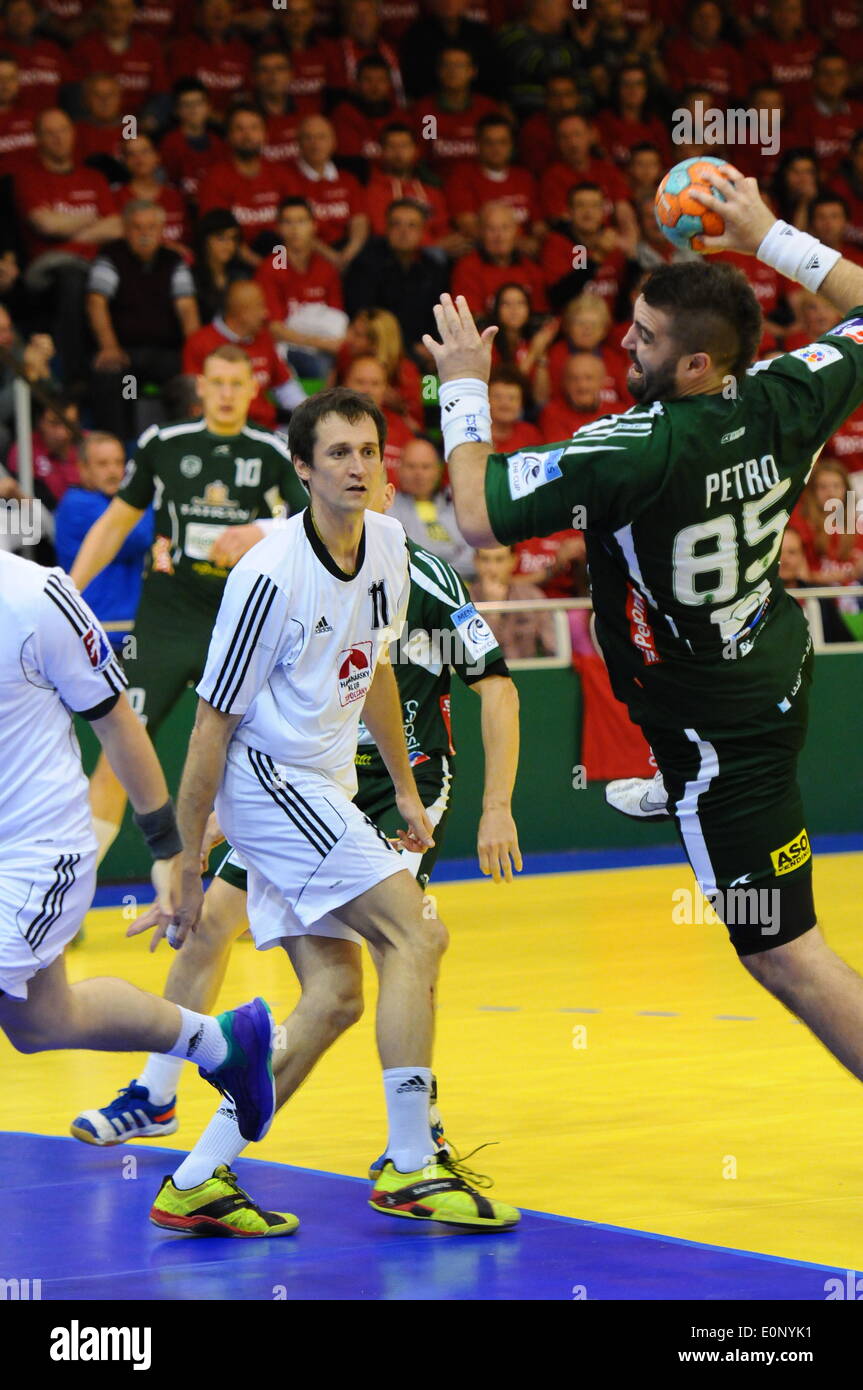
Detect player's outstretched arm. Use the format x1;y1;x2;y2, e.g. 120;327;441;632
473;674;522;884
692;170;863;317
422;293;500;548
361;659;434;854
70;496;145;591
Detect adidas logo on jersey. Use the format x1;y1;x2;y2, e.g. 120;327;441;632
314;616;333;634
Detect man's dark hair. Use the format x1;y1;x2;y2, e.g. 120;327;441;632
386;197;427;221
476;113;515;139
287;387;388;483
810;191;849;219
567;180;603;202
489;363;529;396
356;54;391;75
225;101;265;130
380;121;415;141
641;260;762;378
278;195;314;218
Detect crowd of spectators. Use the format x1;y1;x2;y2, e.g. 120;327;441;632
1;0;863;655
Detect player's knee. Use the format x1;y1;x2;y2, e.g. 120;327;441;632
739;927;820;1001
318;985;364;1037
410;914;448;967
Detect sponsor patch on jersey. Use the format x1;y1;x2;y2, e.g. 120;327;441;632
789;343;842;371
337;642;373;705
180;454;203;478
828;316;863;345
625;583;661;665
451;602;498;660
81;623;113;672
506;448;564;500
770;830;811;877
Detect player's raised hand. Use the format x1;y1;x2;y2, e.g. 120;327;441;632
394;789;435;853
688;168;776;257
477;807;523;884
422;293;498;385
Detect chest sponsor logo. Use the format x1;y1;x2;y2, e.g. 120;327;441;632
180;454;202;478
451;602;498;660
626;583;661;665
506;447;564;501
337;642;373;705
770;830;811;877
82;623;113;671
789;342;842;371
191;480;239;509
829;316;863;346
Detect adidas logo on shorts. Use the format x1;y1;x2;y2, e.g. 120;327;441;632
314;615;333;634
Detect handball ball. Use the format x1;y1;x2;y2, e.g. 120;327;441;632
654;155;733;252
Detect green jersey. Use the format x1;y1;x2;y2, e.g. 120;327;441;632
356;539;507;776
485;310;863;729
119;417;308;614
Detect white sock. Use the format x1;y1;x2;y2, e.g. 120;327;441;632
172;1100;246;1190
164;1007;227;1071
383;1066;435;1174
93;817;121;867
137;1053;184;1105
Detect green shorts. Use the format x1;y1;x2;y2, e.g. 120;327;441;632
643;644;815;957
122;579;217;735
211;755;453;895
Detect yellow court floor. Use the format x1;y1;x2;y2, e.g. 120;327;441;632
2;854;862;1271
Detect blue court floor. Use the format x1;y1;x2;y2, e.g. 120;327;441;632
0;1133;852;1301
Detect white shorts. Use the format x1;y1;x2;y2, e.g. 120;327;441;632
215;745;408;950
0;851;97;1000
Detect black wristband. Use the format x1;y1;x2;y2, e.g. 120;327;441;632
133;800;182;860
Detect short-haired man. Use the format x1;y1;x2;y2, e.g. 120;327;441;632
344;198;450;362
144;386;520;1233
158;80;227;206
285;114;370;273
451;201;546;318
256;197;346;378
86;199;200;439
365;122;455;251
425;170;863;1182
198;105;293;266
70;344;309;870
445;114;542;248
55;431;154;655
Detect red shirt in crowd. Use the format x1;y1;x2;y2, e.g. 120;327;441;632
445;161;540;229
182;320;292;429
115;182;190;248
518;111;562;176
413;95;500;170
661;36;746;102
366;170;450;241
70;32;168;112
381;408;415;487
76;120;127;164
256;251;344;321
544;231;627;312
0;109;35;161
828;402;863;471
512;530;583;599
285;162;367;246
539;397;621;442
158;128;227;203
451;250;547;317
4;38;71;112
324;36;405;103
711;250;790;319
490;419;542;455
14;163;116;260
539;156;630;223
167;34;252;112
330;101;400;161
788;510;863;583
745;30;821;116
594;111;671;168
786;101;863;177
262;109;317;164
286;42;330;105
198;160;292;243
828;175;863;247
7;430;80;505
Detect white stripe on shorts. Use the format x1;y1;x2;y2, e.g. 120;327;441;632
677;730;719;897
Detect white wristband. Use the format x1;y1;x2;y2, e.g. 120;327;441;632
757;220;841;291
438;377;492;459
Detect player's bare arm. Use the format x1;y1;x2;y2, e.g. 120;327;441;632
70;495;145;591
361;658;435;853
692;170;863;315
90;695;182;946
473;674;522;885
171;699;242;946
422;293;500;548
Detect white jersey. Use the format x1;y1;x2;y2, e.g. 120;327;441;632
0;552;127;860
198;508;410;797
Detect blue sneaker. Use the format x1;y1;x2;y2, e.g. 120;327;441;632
368;1074;448;1179
71;1081;178;1146
201;997;275;1144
